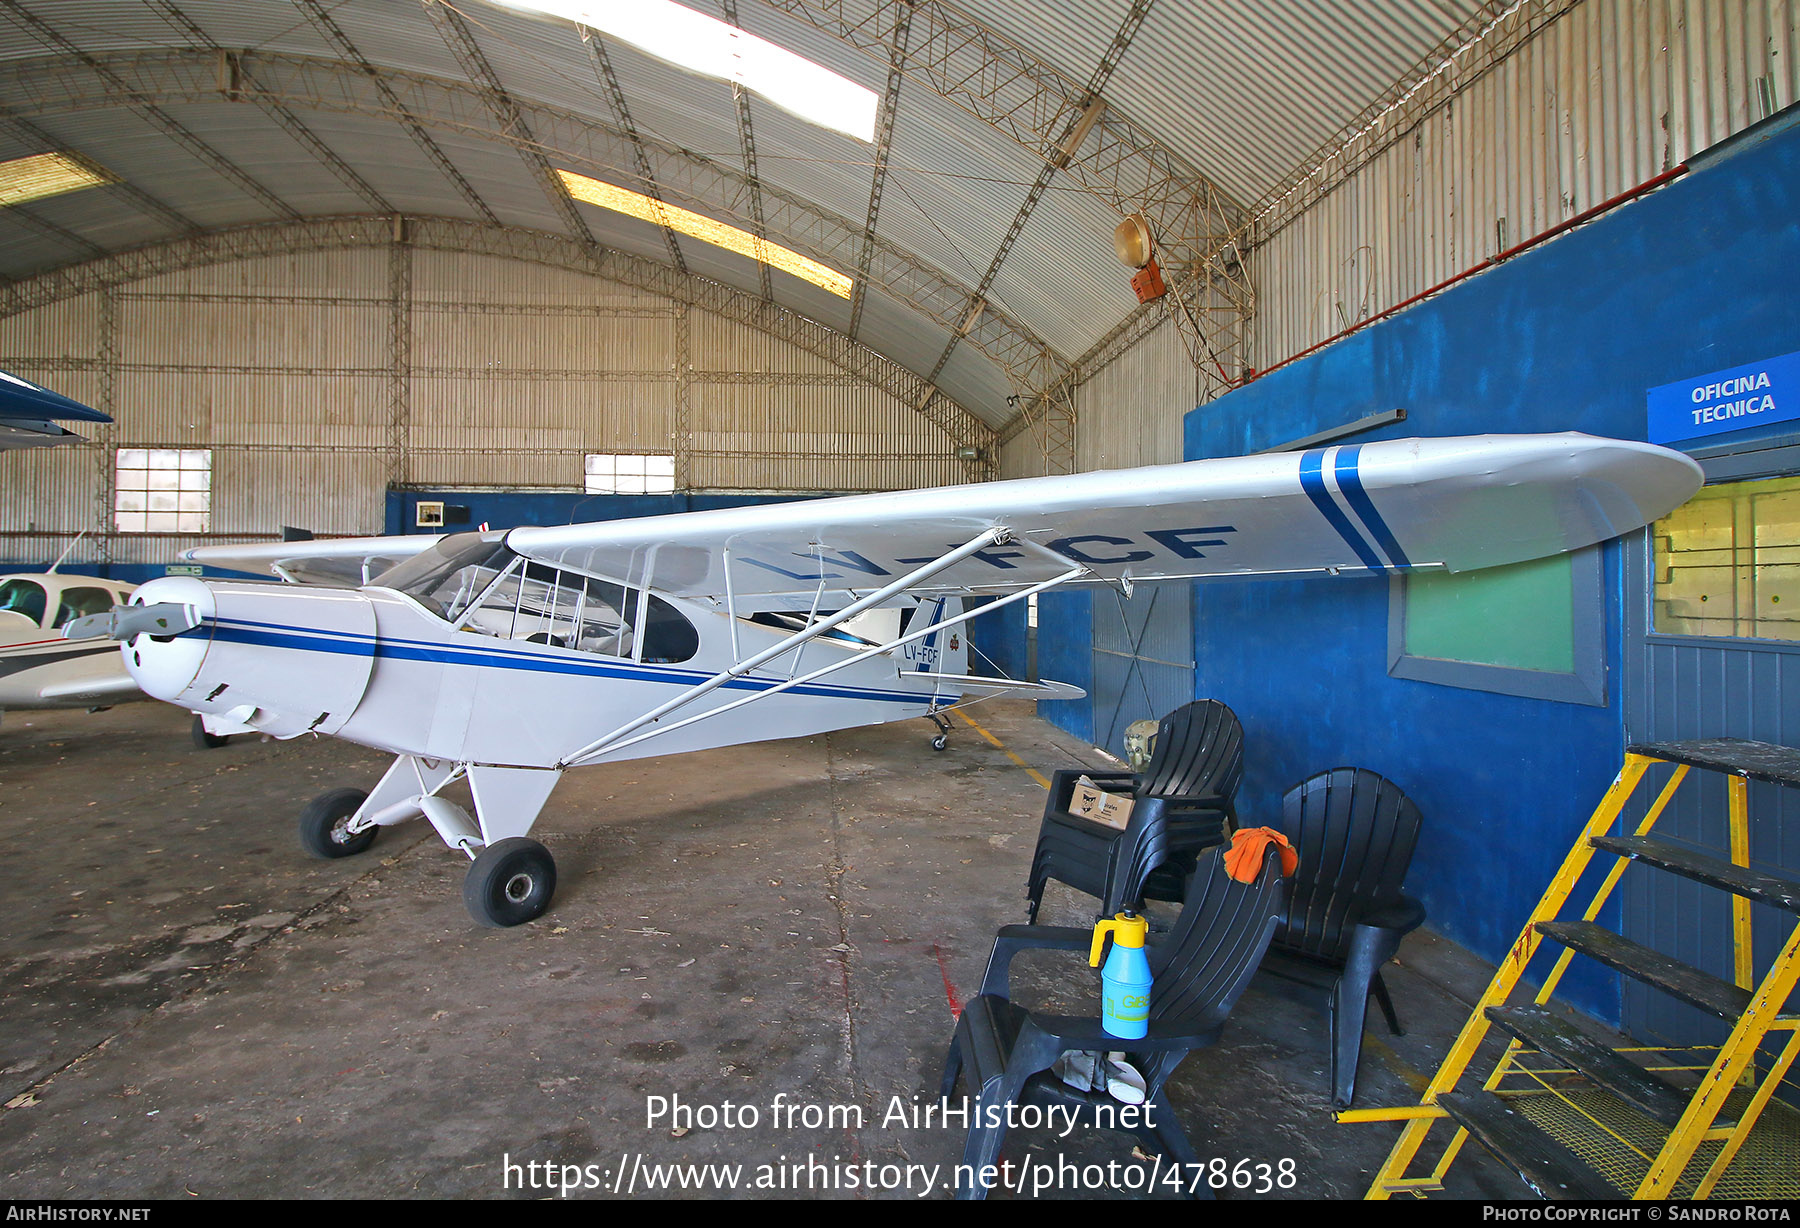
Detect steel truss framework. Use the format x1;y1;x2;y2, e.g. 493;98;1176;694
0;214;998;465
0;47;1065;420
759;0;1260;454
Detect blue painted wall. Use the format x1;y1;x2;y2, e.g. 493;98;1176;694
1034;115;1800;1023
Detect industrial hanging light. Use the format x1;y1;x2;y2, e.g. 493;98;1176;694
1113;212;1154;269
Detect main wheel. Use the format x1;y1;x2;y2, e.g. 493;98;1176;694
298;787;376;860
192;714;228;749
463;838;557;928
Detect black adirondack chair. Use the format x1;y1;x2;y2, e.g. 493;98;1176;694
1256;766;1425;1108
1025;699;1243;923
941;844;1287;1199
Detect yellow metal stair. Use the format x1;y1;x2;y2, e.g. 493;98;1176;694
1348;739;1800;1200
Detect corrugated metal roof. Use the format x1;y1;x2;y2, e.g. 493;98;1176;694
0;0;1540;429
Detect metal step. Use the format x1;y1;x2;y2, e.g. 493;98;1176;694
1484;1004;1691;1127
1591;834;1800;914
1436;1091;1620;1199
1535;921;1751;1020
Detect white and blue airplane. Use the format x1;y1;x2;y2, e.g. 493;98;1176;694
67;433;1702;928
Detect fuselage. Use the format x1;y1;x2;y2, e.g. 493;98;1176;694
121;535;961;769
0;572;137;710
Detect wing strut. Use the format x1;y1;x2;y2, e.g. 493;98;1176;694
556;531;1087;768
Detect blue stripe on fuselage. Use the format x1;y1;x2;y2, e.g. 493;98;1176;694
206;617;927;706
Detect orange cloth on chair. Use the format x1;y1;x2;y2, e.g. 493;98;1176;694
1223;827;1298;882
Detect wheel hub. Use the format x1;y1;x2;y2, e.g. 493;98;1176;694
503;871;535;903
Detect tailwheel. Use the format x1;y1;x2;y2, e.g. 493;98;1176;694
463;837;557;928
299;787;377;859
928;711;952;751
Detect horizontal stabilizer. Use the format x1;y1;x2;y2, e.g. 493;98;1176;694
916;673;1086;700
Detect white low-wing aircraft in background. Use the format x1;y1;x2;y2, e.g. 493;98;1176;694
0;568;138;718
68;433;1702;927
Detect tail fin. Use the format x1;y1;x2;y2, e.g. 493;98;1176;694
902;595;967;676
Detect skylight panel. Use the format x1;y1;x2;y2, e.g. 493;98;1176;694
557;169;853;298
489;0;878;141
0;152;116;208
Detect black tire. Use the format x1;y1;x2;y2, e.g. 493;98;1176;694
299;787;376;860
192;714;229;749
462;838;557;928
931;734;949;751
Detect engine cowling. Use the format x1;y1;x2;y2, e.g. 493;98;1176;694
125;576;377;738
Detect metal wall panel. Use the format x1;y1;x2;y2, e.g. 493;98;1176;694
0;240;963;565
1073;313;1194;471
1247;0;1800;374
1090;582;1195;758
0;444;99;537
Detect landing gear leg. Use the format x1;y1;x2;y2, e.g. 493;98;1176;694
927;711;952;751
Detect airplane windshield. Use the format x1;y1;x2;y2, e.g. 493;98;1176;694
371;533;696;663
0;578;47;627
371;533;512;620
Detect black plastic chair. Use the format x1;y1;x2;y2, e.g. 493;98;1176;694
1025;699;1243;923
1255;766;1425;1108
940;844;1287;1199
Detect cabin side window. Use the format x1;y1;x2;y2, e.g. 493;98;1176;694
376;537;696;663
0;578;47;627
459;563;698;664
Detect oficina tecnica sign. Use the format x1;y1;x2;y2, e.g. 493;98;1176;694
1647;351;1800;444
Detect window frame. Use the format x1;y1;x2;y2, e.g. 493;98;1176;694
113;447;212;534
583;452;675;495
1386;545;1608;707
1642;438;1800;655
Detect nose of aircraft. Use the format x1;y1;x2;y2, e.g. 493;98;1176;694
71;576;380;738
115;575;216;702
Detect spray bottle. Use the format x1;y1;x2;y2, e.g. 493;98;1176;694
1088;911;1152;1039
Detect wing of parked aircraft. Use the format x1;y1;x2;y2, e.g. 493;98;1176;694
508;433;1700;606
180;533;441;586
0;368;113;450
183;434;1701;608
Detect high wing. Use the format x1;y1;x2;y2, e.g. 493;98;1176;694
0;368;112;451
180;434;1700;602
504;434;1700;605
180;534;442;585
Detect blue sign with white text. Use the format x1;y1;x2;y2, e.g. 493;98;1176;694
1647;351;1800;443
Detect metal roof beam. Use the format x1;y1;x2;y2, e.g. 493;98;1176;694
295;0;501;227
720;0;773;301
0;0;299;221
0;48;1068;397
0;214;997;453
582;32;686;273
0;111;200;236
846;1;908;344
147;0;394;215
423;0;600;250
919;0;1152;408
752;0;1251;307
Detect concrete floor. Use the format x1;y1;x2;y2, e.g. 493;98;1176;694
0;697;1532;1200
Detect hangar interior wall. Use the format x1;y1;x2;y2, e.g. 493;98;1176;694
1034;110;1800;1027
0;245;963;574
1020;0;1800;1027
